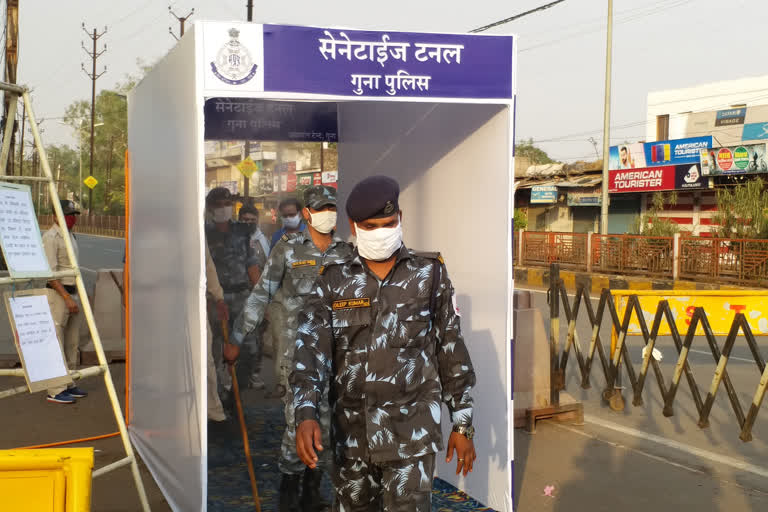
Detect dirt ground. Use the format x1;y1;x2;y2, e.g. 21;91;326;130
0;363;172;511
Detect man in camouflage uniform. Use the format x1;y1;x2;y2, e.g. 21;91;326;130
205;187;264;395
233;185;353;512
291;176;477;511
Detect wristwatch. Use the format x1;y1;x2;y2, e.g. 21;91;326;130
452;424;475;440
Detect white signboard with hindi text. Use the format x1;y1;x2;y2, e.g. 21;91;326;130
0;183;52;278
4;290;72;393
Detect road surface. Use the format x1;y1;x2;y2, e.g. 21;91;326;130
516;285;768;511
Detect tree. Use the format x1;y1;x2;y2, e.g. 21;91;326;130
513;208;528;230
713;178;768;239
61;60;152;214
630;192;682;237
515;138;555;165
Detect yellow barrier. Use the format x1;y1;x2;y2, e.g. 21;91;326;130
610;290;768;356
0;448;94;512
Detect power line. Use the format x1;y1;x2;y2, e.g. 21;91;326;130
520;0;697;52
521;91;768;145
470;0;567;33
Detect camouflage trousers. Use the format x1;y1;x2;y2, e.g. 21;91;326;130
211;289;263;393
279;380;331;474
331;454;436;511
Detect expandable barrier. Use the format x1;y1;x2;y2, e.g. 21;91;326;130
547;263;768;442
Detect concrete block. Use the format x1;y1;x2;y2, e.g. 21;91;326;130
513;307;550;427
513;289;532;310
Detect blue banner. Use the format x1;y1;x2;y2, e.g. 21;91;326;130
609;136;712;171
743;122;768;141
261;24;514;99
203;98;338;142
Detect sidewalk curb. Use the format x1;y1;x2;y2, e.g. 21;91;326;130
514;266;756;293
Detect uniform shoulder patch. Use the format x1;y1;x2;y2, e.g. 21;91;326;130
281;233;290;242
411;250;443;264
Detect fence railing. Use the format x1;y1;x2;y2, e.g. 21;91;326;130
38;215;125;238
516;230;768;286
521;231;589;270
680;237;768;285
592;234;674;278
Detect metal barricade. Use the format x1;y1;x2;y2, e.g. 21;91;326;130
548;263;768;442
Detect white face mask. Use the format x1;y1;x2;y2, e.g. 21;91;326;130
355;222;403;261
282;214;301;230
308;210;337;234
212;206;232;223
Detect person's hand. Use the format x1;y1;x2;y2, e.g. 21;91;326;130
216;299;229;322
65;297;79;314
446;431;476;476
223;343;240;364
296;420;323;469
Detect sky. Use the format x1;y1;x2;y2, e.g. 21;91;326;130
12;0;766;162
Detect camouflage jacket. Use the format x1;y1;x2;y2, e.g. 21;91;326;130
290;245;476;463
205;222;261;292
233;231;353;344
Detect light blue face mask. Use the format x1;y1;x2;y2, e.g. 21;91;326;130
282;214;301;229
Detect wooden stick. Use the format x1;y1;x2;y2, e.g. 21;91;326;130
222;321;262;512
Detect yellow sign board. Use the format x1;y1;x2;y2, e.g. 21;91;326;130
237;157;259;178
83;176;98;189
615;290;768;337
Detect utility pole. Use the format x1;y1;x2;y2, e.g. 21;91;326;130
3;0;19;175
168;6;194;41
81;23;107;216
599;0;613;235
247;0;254;21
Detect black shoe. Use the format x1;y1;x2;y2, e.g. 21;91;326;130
279;474;302;512
301;467;330;512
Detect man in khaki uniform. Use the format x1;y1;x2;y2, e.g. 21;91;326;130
206;241;228;423
43;200;87;404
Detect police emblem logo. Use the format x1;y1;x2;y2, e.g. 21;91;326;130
210;28;258;85
383;201;395;215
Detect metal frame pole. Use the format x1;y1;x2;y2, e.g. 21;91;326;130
23;89;151;511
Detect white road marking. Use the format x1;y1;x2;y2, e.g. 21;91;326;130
554;422;768;496
80;267;98;274
582;413;768;480
553;423;705;475
689;348;755;364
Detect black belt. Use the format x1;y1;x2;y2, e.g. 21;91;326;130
47;283;77;295
222;284;250;294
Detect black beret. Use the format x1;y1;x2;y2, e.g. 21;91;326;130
60;200;80;215
345;175;400;222
206;187;233;205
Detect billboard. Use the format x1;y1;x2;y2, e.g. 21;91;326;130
530;185;557;204
609;163;706;193
699;143;768;175
715;107;747;127
609;136;711;171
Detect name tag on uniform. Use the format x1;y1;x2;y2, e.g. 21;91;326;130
292;259;317;268
333;298;371;310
